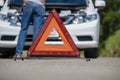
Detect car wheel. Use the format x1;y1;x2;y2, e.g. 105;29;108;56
84;48;99;58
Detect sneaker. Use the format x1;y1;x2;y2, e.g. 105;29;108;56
13;54;21;58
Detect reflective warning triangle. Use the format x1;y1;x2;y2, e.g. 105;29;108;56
28;9;79;57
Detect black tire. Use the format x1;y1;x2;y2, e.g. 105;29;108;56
84;48;99;58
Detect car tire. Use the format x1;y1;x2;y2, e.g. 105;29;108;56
84;48;99;58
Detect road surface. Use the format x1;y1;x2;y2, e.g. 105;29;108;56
0;58;120;80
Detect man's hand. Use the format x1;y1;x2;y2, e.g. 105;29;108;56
41;0;45;5
23;0;28;5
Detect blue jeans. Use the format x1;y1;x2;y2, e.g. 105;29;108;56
15;1;45;55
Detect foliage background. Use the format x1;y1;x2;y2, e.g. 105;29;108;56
98;0;120;57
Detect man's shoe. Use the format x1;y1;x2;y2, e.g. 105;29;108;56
13;54;24;61
13;54;21;58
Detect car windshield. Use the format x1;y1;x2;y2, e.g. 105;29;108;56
9;0;86;5
46;0;87;10
46;0;86;5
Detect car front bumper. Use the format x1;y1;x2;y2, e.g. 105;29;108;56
0;19;100;49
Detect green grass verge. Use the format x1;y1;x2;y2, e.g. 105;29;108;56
100;29;120;57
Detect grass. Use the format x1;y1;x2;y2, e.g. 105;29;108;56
100;29;120;57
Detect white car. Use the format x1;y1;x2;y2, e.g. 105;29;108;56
0;0;106;58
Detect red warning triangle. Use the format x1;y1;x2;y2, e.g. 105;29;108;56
28;9;79;57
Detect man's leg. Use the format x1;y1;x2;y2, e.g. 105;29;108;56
33;5;45;40
15;4;33;55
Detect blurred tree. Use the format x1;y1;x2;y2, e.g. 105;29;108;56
99;0;120;48
100;0;120;39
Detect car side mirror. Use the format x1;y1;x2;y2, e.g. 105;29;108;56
95;0;106;9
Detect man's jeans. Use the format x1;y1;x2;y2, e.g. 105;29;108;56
16;1;45;55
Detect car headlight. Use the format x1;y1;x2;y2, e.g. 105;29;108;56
86;14;97;22
63;15;75;24
10;15;19;26
63;14;97;25
73;16;85;24
73;14;97;24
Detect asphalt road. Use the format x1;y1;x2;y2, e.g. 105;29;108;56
0;58;120;80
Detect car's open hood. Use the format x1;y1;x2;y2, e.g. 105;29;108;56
8;0;87;11
45;0;87;11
